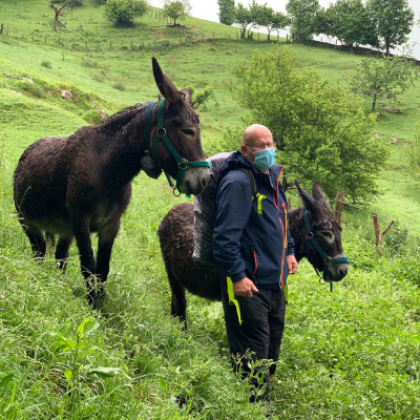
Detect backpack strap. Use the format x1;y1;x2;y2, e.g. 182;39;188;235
237;168;257;199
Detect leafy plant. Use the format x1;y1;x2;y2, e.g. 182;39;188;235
104;0;148;24
232;47;388;202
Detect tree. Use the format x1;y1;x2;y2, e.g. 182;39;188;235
50;0;79;22
322;0;378;50
163;0;191;26
234;1;265;39
232;48;388;202
286;0;320;42
259;7;290;42
218;0;235;26
367;0;414;56
351;55;418;112
104;0;148;24
234;3;251;38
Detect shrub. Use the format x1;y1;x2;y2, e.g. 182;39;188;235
104;0;148;24
112;82;125;91
41;61;52;69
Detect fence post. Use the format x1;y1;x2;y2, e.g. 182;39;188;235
131;40;133;50
73;40;75;50
372;212;394;257
16;29;19;39
45;34;47;44
58;36;60;46
0;24;3;35
110;40;112;50
6;27;9;36
333;192;344;224
121;40;123;50
32;32;34;41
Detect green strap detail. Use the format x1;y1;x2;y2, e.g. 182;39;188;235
148;97;210;193
227;277;243;326
284;282;289;305
256;193;266;215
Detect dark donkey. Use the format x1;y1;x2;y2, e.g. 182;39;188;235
158;181;349;328
14;57;210;307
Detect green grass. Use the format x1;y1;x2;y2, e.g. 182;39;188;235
1;0;420;418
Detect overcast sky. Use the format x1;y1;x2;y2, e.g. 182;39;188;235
150;0;420;58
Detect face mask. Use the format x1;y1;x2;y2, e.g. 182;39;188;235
247;147;275;170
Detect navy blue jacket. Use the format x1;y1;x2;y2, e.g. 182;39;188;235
213;151;295;291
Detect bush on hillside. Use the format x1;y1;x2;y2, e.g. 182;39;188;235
228;47;388;202
104;0;148;24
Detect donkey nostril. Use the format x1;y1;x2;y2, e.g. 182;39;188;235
338;266;348;278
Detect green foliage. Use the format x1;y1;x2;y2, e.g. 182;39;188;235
351;55;419;112
104;0;148;24
41;60;52;69
218;0;235;26
163;0;191;25
408;116;420;172
82;108;107;124
233;47;388;202
234;1;266;39
259;7;290;41
321;0;378;48
286;0;320;42
383;221;408;257
367;0;415;55
187;84;218;111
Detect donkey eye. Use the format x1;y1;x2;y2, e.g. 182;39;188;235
182;128;195;137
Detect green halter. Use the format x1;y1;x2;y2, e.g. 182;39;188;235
144;97;210;195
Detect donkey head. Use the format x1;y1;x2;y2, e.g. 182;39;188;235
295;181;348;282
151;57;210;195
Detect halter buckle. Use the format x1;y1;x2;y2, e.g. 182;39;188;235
178;160;188;169
307;232;314;238
157;127;166;137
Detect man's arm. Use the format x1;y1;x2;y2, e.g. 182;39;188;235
213;172;253;283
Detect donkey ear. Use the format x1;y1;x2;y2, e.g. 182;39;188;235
295;180;316;212
312;181;328;204
180;88;191;104
152;57;181;104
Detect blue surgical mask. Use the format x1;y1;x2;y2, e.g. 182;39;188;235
247;148;275;170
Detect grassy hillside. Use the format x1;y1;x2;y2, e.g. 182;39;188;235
1;1;420;419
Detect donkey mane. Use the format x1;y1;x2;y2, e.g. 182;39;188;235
100;103;147;133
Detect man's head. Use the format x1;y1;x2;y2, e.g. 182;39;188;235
241;125;275;172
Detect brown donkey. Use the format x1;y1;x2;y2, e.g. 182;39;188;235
158;182;348;328
14;57;210;307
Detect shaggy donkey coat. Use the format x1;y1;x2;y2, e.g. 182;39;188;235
158;181;348;327
14;57;210;307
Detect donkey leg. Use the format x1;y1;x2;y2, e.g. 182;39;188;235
22;224;47;260
55;235;74;273
70;218;97;305
95;222;120;304
168;271;188;330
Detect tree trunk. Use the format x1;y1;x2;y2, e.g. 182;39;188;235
372;93;377;112
267;29;271;42
50;2;67;21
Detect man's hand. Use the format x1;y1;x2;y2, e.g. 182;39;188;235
233;277;259;298
287;255;298;274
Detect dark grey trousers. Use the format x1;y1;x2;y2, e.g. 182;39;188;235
221;277;286;401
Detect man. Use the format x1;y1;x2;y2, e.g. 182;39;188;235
213;124;298;402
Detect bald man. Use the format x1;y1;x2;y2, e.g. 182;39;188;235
213;124;297;403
